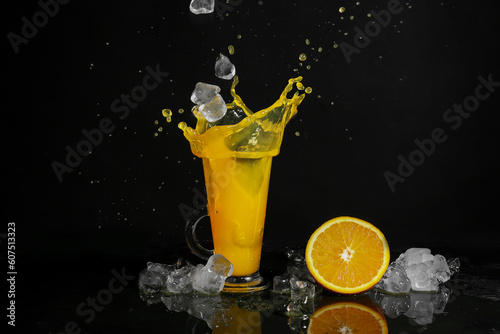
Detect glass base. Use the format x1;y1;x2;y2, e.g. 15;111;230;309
222;272;270;293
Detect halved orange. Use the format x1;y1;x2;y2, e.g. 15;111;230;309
305;216;390;294
308;301;388;334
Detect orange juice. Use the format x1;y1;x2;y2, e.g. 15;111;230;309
202;156;272;276
180;76;308;285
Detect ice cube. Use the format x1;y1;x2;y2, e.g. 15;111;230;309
447;257;460;276
286;278;316;317
396;248;434;268
375;263;412;294
165;264;197;294
191;82;221;105
432;254;451;284
138;269;164;295
138;262;175;295
198;93;227;122
215;53;236;80
189;0;215;14
406;262;437;291
192;254;233;295
273;275;290;293
285;248;306;262
395;248;454;291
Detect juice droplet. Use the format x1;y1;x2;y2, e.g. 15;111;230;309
305;39;310;45
228;45;235;55
318;47;323;52
158;127;163;132
154;120;159;125
237;34;242;39
333;43;339;48
178;108;184;114
306;65;311;70
299;53;307;61
305;87;313;94
296;82;305;90
339;7;346;13
178;122;187;130
162;109;172;122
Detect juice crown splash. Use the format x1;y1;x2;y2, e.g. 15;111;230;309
178;76;308;158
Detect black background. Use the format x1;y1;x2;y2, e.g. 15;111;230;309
3;0;500;331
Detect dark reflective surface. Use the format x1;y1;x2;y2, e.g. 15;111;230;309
17;246;500;333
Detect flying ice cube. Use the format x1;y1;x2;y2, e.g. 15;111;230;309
190;82;227;122
189;0;215;14
215;54;236;80
375;263;412;294
192;254;233;295
191;82;221;105
198;94;227;122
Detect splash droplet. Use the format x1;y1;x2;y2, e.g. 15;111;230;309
299;53;307;61
339;7;346;13
162;109;172;122
305;87;312;94
228;45;235;55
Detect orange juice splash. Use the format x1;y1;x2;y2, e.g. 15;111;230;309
179;76;307;277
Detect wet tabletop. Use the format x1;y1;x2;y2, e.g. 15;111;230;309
16;245;500;333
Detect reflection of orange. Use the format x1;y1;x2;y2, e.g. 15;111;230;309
307;301;388;334
305;216;390;294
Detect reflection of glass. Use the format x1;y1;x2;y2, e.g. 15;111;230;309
146;294;263;333
369;286;451;325
183;77;307;293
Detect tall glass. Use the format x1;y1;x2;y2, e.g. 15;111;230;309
182;76;307;292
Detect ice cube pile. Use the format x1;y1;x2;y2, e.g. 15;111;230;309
215;53;236;80
190;82;227;122
189;0;215;14
139;254;233;295
376;248;460;293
